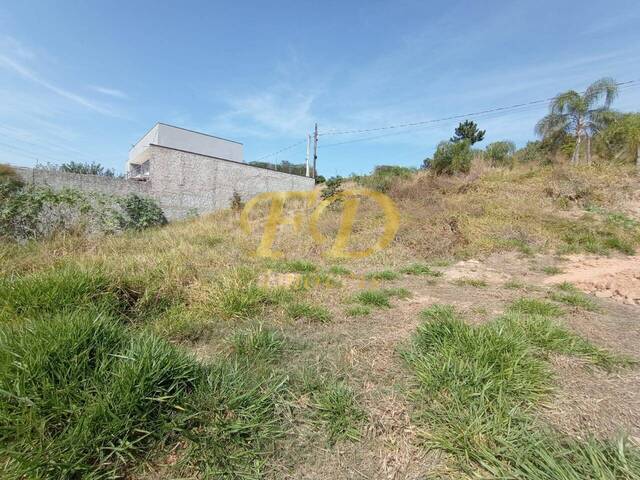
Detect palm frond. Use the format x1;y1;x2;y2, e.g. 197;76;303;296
550;91;583;116
583;77;618;109
535;113;568;138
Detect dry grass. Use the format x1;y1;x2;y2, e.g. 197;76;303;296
1;161;639;478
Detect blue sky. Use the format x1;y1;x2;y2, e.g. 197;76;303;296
1;0;639;177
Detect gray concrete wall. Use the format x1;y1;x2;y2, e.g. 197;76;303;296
9;148;315;221
145;145;315;219
13;166;150;197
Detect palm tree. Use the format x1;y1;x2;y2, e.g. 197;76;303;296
535;78;618;163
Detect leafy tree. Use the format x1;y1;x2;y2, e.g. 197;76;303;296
596;113;640;166
450;120;485;145
431;140;473;175
535;77;618;164
485;141;516;166
314;175;326;184
60;161;115;177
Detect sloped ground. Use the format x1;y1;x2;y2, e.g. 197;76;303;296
2;163;640;478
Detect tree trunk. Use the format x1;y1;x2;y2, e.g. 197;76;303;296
586;135;592;164
636;144;640;169
573;135;581;164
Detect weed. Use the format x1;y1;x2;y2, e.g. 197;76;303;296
399;263;443;276
453;277;488;288
208;269;285;320
307;381;366;444
267;259;317;273
286;302;332;323
404;304;637;476
549;282;599;311
365;270;399;281
508;297;562;317
345;305;371;317
328;265;352;276
542;265;563;275
504;279;525;289
230;324;286;362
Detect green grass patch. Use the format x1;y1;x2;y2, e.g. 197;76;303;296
403;304;637;476
230;324;286;362
365;270;399;281
286;302;332;323
508;297;562;317
453;277;487;288
266;259;317;273
542;265;563;275
327;265;352;276
0;266;124;321
549;282;599;311
298;374;366;444
399;263;443;276
345;305;371;317
209;269;288;320
504;279;525;290
353;287;410;308
0;312;289;478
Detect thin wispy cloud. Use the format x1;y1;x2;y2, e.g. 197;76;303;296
89;85;128;99
0;54;115;116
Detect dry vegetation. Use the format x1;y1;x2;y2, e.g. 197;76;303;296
1;161;640;478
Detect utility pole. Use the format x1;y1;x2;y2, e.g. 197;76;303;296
312;123;318;179
305;134;311;177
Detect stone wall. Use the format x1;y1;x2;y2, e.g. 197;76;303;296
13;166;150;197
144;145;315;219
10;149;315;220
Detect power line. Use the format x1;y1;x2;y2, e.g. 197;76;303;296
317;81;640;149
319;79;639;137
248;139;306;163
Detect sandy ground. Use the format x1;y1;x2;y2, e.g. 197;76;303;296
544;255;640;305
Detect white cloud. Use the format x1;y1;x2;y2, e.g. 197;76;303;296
211;88;316;138
0;54;115;116
89;85;128;99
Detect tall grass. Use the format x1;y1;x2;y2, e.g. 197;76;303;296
403;304;639;477
0;312;289;478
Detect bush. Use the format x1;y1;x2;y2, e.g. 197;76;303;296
485;141;516;166
321;176;344;200
354;165;415;192
431;140;473;175
116;194;167;230
230;190;244;211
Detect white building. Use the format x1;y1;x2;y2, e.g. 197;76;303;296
126;123;244;179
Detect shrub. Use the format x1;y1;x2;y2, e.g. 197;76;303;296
321;176;344;200
0;185;167;241
431;140;473;175
230;190;244;211
485;141;516;166
116;194;167;230
355;165;415;192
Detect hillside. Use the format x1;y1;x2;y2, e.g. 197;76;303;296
1;162;640;478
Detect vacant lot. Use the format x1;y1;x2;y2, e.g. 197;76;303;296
1;163;640;478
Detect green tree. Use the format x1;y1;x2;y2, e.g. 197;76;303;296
60;161;115;177
450;120;485;145
535;77;618;164
596;113;640;167
485;141;516;166
431;140;473;175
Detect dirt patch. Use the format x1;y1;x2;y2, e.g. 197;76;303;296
542;355;640;441
545;255;640;305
